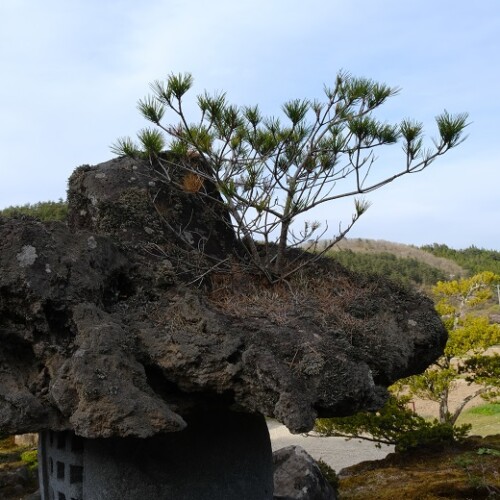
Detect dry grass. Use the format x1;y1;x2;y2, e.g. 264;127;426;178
207;263;378;330
181;172;204;193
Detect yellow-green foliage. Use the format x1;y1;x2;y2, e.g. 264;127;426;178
397;272;500;425
433;272;500;358
433;271;500;319
20;449;38;471
0;200;68;221
446;317;500;358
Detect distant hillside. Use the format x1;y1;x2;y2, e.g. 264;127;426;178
421;243;500;275
323;238;466;278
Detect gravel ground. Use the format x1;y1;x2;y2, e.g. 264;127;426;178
267;420;393;472
267;367;499;473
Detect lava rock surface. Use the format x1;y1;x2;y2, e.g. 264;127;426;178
0;157;447;438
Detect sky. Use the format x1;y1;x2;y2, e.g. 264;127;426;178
1;0;499;249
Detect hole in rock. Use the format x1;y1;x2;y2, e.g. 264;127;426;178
102;271;136;307
44;301;74;339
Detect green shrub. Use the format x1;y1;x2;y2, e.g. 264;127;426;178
315;395;471;452
477;447;500;457
316;459;339;490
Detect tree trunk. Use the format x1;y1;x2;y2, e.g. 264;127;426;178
439;388;450;423
450;388;485;425
274;218;291;275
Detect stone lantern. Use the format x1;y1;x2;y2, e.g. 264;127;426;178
0;157;447;499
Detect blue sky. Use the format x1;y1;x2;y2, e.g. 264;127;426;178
1;0;499;249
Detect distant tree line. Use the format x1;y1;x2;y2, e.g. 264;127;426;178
0;200;67;222
329;249;448;289
422;243;500;276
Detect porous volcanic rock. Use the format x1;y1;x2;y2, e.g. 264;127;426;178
0;156;447;438
273;445;337;499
